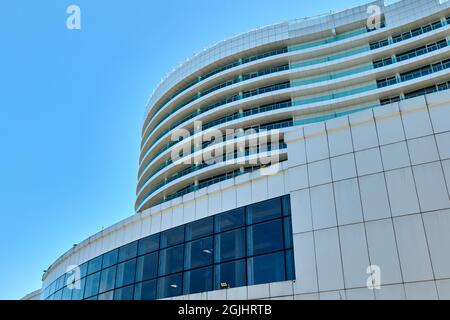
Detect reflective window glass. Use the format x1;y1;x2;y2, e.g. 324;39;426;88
282;195;291;216
186;217;213;241
214;228;246;263
118;241;138;263
102;249;118;268
116;259;136;288
157;273;183;299
247;198;282;224
138;234;160;255
247;219;283;256
160;225;184;249
53;290;63;300
71;278;86;300
286;250;295;281
62;286;73;300
215;208;245;233
86;295;98;300
183;266;213;295
98;290;114;300
134;279;157;300
136;251;159;282
158;244;184;276
284;217;293;249
84;272;101;299
56;275;66;292
79;263;88;279
214;259;246;290
114;285;134;300
184;237;214;270
99;266;116;294
247;251;286;286
87;256;102;275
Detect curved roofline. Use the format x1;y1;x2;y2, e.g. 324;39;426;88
142;0;385;120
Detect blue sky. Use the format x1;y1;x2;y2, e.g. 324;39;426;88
0;0;370;299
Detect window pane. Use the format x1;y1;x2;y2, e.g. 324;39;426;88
247;251;286;286
118;241;138;263
62;286;73;300
99;266;116;294
282;195;291;216
116;259;136;288
157;273;183;299
98;290;114;300
56;275;66;292
160;225;184;249
215;208;245;233
214;259;246;290
102;249;118;268
286;250;296;281
183;266;213;295
138;234;160;255
87;256;103;275
71;278;86;300
247;198;282;224
185;237;214;270
136;252;159;282
247;219;283;256
134;279;157;300
79;263;88;279
186;217;213;241
284;217;293;249
114;285;134;300
158;244;184;276
86;295;98;300
53;290;63;300
84;272;101;299
214;228;246;263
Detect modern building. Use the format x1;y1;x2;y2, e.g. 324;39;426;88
21;290;41;301
41;0;450;300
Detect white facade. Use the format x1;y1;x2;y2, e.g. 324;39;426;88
42;0;450;300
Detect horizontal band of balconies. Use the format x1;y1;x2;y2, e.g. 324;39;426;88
141;23;384;136
139;23;450;161
136;79;450;212
141;15;449;139
137;43;450;181
136;144;289;212
136;119;293;206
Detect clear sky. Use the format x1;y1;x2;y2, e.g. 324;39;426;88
0;0;371;300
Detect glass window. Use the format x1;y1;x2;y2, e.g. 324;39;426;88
53;289;63;300
160;225;184;249
247;219;284;256
114;285;134;300
284;217;293;249
86;295;98;300
102;249;118;268
158;244;184;276
79;263;88;279
134;279;157;300
62;286;73;300
214;228;246;263
247;251;286;286
285;250;295;281
118;241;138;263
116;259;136;288
98;290;114;300
99;266;116;294
183;266;213;295
157;273;183;299
247;198;282;224
186;217;213;241
136;251;159;282
55;275;66;292
87;256;103;275
138;234;160;255
282;195;291;216
84;272;101;299
184;237;214;270
214;259;246;290
215;208;245;233
71;278;86;300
